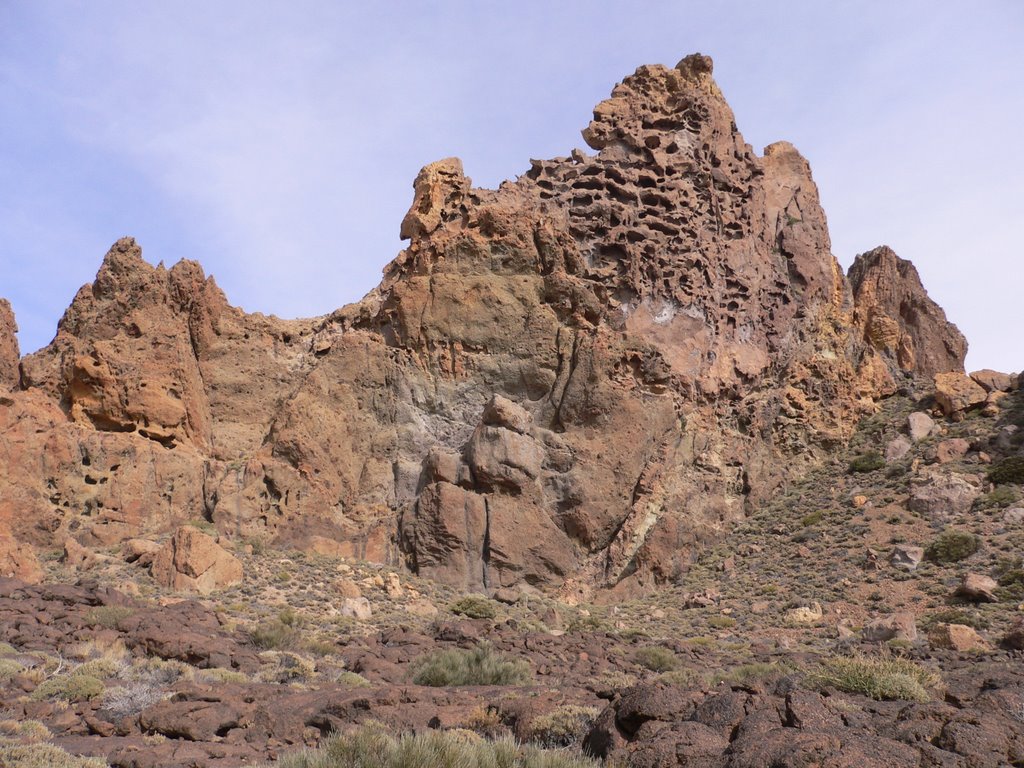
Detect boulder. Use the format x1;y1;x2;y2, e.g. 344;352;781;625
481;394;532;434
907;412;937;442
62;538;98;571
1003;507;1024;525
340;597;372;620
885;436;912;463
908;471;979;519
956;573;998;603
150;527;243;594
123;538;162;566
934;438;970;464
862;612;917;642
934;372;987;417
969;369;1014;393
929;623;990;652
0;299;19;390
890;544;924;571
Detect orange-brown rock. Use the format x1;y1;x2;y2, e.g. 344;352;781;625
150;526;243;594
0;54;970;596
934;372;988;416
0;529;43;583
848;246;966;377
0;299;19;390
929;623;990;652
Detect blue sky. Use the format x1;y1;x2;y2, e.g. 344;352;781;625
1;1;1022;372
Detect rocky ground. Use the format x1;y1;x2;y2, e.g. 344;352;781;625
1;376;1023;767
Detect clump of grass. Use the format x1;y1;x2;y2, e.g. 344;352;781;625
248;609;305;650
809;655;941;702
714;662;789;688
0;659;25;684
269;726;601;768
989;457;1024;485
522;705;599;748
920;608;988;631
707;616;737;629
849;451;885;473
0;741;108;768
657;668;706;688
449;595;498;620
410;642;530;686
633;646;678;673
925;530;981;564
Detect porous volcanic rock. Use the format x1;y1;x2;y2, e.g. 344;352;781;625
0;54;968;596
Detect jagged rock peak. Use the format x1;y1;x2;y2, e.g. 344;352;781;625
0;298;19;390
849;245;967;377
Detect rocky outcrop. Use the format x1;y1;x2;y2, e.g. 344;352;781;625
848;246;966;377
150;526;243;594
0;299;18;390
0;54;970;595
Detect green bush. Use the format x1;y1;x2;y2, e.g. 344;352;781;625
809;655;940;702
713;662;789;688
449;595;498;620
920;608;988;630
989;456;1024;485
269;725;601;768
800;510;825;527
633;646;678;673
849;451;885;473
0;659;25;683
411;642;530;686
975;486;1018;509
31;673;105;702
248;610;304;650
925;531;981;563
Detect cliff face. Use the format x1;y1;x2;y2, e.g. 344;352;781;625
0;55;966;596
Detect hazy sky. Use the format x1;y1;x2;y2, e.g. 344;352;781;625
2;1;1021;373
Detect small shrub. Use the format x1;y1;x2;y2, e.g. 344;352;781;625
989;456;1024;485
196;667;248;684
31;673;105;702
707;616;737;629
920;608;988;630
270;726;601;768
849;451;885;473
925;531;981;563
449;595;498;620
976;486;1019;509
0;659;25;683
800;510;824;527
336;670;371;688
0;642;19;657
0;718;50;742
84;605;134;629
634;646;678;673
589;670;638;696
411;642;530;686
248;612;302;650
522;704;599;747
462;704;503;738
809;655;940;702
102;682;168;719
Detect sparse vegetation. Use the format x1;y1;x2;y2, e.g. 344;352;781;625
449;595;498;620
31;671;105;702
522;705;599;748
925;530;980;563
411;642;530;686
268;726;601;768
633;645;678;672
849;451;885;473
0;741;108;768
248;609;304;650
988;456;1024;486
809;654;941;702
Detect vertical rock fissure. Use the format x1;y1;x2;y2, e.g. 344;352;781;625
481;495;491;589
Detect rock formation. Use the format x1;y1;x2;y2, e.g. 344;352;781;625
0;54;967;597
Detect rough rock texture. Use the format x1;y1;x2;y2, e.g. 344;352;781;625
0;298;19;390
150;527;243;594
848;246;966;377
934;371;988;416
0;55;968;596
